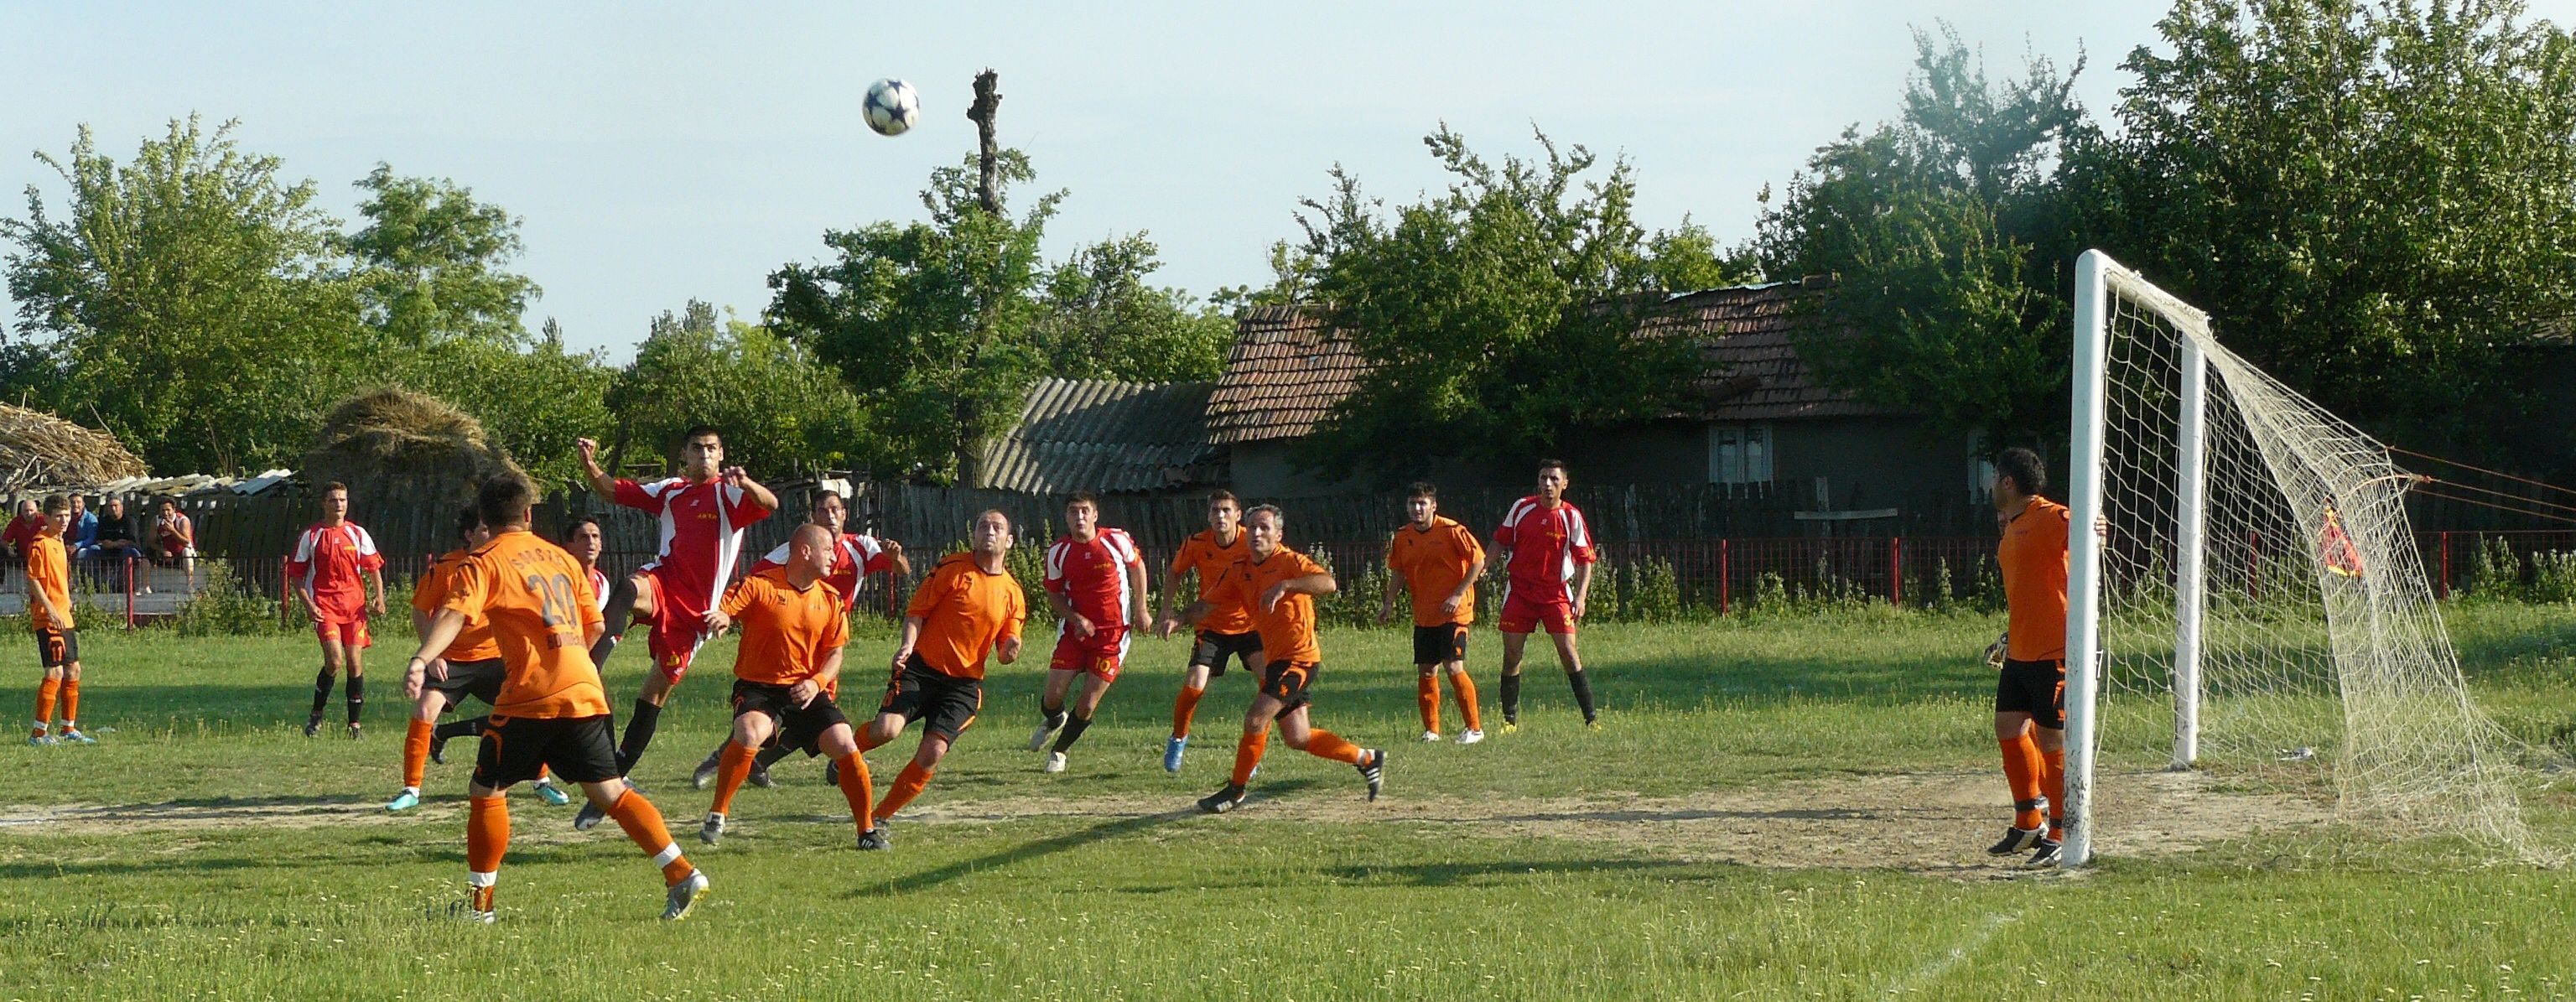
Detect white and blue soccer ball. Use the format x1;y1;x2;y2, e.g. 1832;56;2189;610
863;79;920;137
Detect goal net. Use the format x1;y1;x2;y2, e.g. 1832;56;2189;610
2061;250;2532;866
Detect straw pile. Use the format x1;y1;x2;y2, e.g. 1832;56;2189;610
303;388;524;517
0;402;149;490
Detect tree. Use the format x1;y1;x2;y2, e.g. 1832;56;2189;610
1029;233;1235;383
1;117;365;473
340;164;541;348
1290;125;1752;478
390;319;613;487
609;300;871;477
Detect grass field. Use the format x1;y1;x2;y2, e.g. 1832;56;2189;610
3;603;2574;999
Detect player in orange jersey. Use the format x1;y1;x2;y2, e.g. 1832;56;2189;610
695;524;880;850
388;509;571;813
1027;492;1147;773
1152;490;1259;773
860;509;1026;848
286;482;387;739
408;474;708;922
1380;482;1488;745
1986;447;2072;870
24;496;88;746
1161;504;1384;813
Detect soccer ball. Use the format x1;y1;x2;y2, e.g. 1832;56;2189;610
863;79;920;137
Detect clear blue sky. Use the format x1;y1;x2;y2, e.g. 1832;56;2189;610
5;1;2570;361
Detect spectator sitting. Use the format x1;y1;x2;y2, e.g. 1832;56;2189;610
91;496;143;592
3;499;39;558
154;498;195;580
66;495;98;561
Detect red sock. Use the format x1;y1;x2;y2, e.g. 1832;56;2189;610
31;678;59;737
1231;729;1268;787
711;740;755;815
1302;728;1366;766
58;679;78;729
467;794;508;876
1416;675;1441;734
873;761;932;822
2041;744;2066;834
834;752;875;833
1172;685;1205;739
403;719;434;790
605;787;693;886
1449;671;1482;732
2000;735;2045;829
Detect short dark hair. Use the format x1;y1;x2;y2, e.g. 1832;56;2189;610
682;425;723;444
1207;490;1238;507
1407;481;1438;500
454;507;483;543
1995;447;2047;496
477;473;538;529
563;515;602;537
1537;459;1568;476
808;486;844;508
43;496;69;515
324;481;350;496
1067;491;1099;509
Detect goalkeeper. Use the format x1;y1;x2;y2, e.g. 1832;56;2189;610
1985;447;2070;869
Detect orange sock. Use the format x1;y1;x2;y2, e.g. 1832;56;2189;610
834;752;875;833
873;761;932;823
856;727;890;752
1999;734;2045;829
467;794;508;876
59;680;78;729
605;787;694;886
1449;671;1482;732
711;740;755;815
403;719;434;790
31;678;59;737
2041;744;2066;834
1231;729;1267;787
1301;728;1366;766
1172;685;1205;739
1416;675;1441;734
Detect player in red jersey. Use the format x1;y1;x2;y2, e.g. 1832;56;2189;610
285;481;387;739
1492;459;1598;729
564;515;612;612
573;427;776;831
688;487;909;790
1026;491;1147;773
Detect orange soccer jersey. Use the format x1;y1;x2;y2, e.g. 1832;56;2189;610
24;534;70;633
413;549;502;663
1998;496;2071;662
720;567;849;687
905;552;1027;680
1169;529;1253;633
441;528;609;719
1388;517;1483;627
1209;548;1327;666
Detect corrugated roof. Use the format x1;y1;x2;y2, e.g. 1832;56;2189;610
979;378;1218;494
1204;304;1368;444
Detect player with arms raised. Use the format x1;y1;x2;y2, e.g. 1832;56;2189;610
1381;482;1488;744
1153;490;1259;773
286;482;386;739
863;509;1027;846
1492;459;1599;729
1026;492;1146;773
1986;446;2072;869
695;524;880;850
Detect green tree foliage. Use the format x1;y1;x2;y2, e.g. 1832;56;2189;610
1292;126;1758;480
397;319;612;486
1029;233;1234;383
340;164;540;348
608;300;870;477
2083;0;2576;454
1757;26;2089;449
1;117;365;473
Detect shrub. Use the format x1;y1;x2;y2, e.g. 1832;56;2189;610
169;559;293;637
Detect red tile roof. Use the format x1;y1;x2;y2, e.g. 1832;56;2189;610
1205;304;1368;444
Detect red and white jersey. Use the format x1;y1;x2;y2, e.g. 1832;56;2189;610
610;476;774;612
286;521;383;608
751;531;896;611
1493;496;1596;603
1044;528;1143;630
585;565;611;613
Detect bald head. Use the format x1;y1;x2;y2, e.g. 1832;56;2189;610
787;522;836;581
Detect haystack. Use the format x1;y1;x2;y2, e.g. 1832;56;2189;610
0;402;149;491
304;388;523;521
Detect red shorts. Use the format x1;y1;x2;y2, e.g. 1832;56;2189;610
312;601;371;649
641;568;714;683
1048;625;1130;682
1498;591;1576;636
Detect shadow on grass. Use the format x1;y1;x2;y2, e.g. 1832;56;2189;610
0;854;283;880
0;793;377;828
847;779;1324;896
1319;858;1727;887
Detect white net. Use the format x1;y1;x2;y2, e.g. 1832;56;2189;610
2086;258;2532;856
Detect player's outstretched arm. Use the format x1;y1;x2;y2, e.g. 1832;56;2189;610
1262;571;1337;612
575;437;619;499
724;467;780;512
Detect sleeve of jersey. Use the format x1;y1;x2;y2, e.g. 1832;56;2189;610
284;529;312;579
1004;588;1026;639
1568;510;1598;564
1041;542;1068;594
724;484;775;525
354;527;384;571
1459;526;1487;564
750;541;788;574
409;568;444;615
1384;535;1403;571
822;605;850;651
1168;540;1196;576
905;565;953;620
1492;511;1519;551
719;578;761;618
610;478;657;511
854;537;895;574
441;560;488;621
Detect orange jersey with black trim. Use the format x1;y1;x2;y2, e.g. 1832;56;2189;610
1169;528;1253;633
413;548;502;662
1388;517;1484;627
443;528;609;719
720;567;849;687
23;534;69;633
1998;496;2071;662
1208;548;1328;666
905;552;1026;680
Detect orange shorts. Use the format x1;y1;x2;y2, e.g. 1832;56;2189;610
1048;626;1129;682
1498;592;1576;636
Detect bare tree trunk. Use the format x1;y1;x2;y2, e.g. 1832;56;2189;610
969;70;1002;215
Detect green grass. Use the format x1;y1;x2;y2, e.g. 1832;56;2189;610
3;603;2573;999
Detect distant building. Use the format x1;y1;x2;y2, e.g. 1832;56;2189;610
974;377;1223;496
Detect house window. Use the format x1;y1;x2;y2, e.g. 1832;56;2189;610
1708;423;1774;485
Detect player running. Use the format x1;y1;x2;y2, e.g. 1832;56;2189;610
286;482;386;739
696;524;880;850
1380;482;1488;744
1492;459;1599;729
387;510;571;812
689;487;907;790
861;509;1026;847
574;428;776;830
24;497;90;746
1986;446;2072;869
1162;504;1384;813
1153;490;1258;773
1026;492;1146;773
408;473;708;922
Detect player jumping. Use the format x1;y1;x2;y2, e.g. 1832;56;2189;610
696;524;880;851
862;509;1027;847
1154;490;1259;773
1986;446;2073;869
1026;492;1146;774
1492;459;1599;729
1380;482;1488;744
286;482;386;739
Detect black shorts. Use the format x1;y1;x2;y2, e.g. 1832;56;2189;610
426;657;506;707
1257;659;1317;717
731;678;852;755
473;714;621;787
1411;624;1468;666
34;629;76;668
1188;629;1263;676
1995;658;2067;729
880;653;984;740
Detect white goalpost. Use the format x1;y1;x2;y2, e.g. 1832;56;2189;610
2060;250;2531;867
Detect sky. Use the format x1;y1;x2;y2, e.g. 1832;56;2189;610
5;1;2573;362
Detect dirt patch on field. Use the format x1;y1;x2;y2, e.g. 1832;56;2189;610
0;771;2329;876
